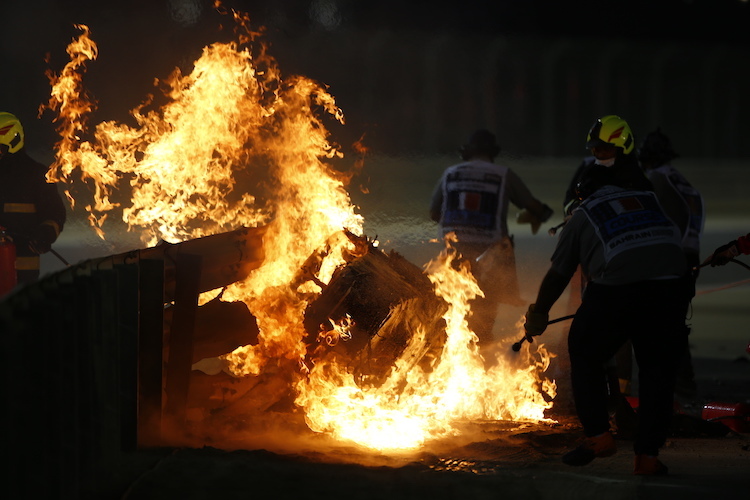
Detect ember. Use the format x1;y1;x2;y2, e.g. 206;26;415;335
41;5;555;452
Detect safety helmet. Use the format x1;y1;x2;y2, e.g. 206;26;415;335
0;112;24;154
586;115;634;155
637;128;678;166
459;129;501;161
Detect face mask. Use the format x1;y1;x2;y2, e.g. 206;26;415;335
594;157;615;167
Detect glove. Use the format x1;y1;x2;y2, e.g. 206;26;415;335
517;205;553;235
708;240;739;266
523;303;549;340
28;224;57;254
516;209;541;234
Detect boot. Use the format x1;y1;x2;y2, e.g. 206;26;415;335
633;454;669;475
562;431;617;466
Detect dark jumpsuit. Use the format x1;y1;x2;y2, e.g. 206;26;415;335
0;149;67;284
552;186;690;456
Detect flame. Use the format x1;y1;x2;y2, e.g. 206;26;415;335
41;7;555;453
296;244;555;450
319;315;354;347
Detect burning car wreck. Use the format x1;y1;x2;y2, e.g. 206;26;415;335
180;224;556;453
301;230;449;387
187;229;452;420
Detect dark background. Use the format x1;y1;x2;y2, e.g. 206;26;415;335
2;0;750;159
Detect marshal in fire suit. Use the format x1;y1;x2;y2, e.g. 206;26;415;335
562;116;654;405
523;164;690;475
430;129;552;345
0;112;67;285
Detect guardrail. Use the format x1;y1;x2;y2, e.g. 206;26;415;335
0;226;265;499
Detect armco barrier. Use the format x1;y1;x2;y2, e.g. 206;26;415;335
0;227;265;500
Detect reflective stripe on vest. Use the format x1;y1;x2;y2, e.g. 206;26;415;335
16;255;40;271
3;202;37;213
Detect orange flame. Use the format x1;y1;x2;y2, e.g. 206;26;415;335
296;244;555;450
42;8;555;453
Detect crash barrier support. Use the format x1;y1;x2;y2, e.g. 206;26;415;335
0;226;265;500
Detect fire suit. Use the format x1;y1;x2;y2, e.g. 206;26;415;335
531;185;690;457
563;153;656;399
0;149;67;284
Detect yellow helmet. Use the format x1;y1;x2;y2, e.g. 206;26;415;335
586;115;634;155
0;112;25;154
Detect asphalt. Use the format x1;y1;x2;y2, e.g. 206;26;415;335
97;355;750;500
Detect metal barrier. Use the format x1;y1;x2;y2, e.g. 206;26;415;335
0;226;265;499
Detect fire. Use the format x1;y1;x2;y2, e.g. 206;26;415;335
296;244;555;450
42;24;287;244
41;7;555;453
